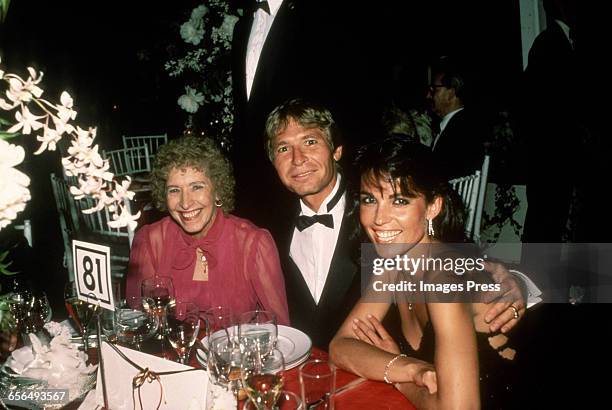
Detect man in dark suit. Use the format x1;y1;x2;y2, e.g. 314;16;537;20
262;99;361;348
426;56;486;180
231;0;380;231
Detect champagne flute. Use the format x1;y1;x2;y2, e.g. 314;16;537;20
166;301;200;364
141;276;175;340
64;281;98;351
241;348;285;410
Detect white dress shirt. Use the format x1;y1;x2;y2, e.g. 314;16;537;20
290;176;345;304
246;0;283;100
432;107;464;150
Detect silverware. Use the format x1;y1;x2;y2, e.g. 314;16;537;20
306;377;365;409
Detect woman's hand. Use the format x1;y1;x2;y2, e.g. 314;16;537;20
411;362;438;394
352;314;401;355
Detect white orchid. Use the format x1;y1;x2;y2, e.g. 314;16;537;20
0;61;140;231
191;4;209;20
107;204;141;232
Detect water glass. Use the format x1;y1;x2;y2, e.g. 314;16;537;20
239;310;277;353
115;296;159;350
299;359;336;410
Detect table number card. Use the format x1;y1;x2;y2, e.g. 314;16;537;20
71;239;115;311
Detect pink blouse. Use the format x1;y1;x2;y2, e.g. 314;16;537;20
126;211;290;325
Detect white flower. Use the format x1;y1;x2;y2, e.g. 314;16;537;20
0;140;31;229
178;86;205;113
57;91;77;123
191;5;209;20
34;126;62;154
219;15;239;42
7;105;45;134
107;204;141;232
180;20;204;46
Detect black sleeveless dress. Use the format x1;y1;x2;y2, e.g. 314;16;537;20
401;320;524;409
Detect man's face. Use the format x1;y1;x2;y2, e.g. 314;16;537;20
426;73;455;118
272;119;342;211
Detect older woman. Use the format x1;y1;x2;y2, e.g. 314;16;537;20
126;136;289;325
330;137;521;408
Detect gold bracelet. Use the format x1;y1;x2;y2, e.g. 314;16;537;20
383;353;407;384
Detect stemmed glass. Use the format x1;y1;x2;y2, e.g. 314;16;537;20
9;290;52;334
241;348;285;410
114;296;159;350
208;332;243;404
239;310;277;354
165;301;200;364
64;281;99;350
141;276;175;340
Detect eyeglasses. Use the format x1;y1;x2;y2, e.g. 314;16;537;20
428;84;447;92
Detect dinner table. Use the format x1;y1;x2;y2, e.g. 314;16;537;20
74;336;416;409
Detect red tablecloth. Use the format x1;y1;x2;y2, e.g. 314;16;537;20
187;346;416;410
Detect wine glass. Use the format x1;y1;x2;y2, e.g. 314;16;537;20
239;310;277;354
165;301;200;364
114;296;159;350
141;276;175;340
64;281;99;350
241;348;285;410
244;391;304;410
208;332;243;403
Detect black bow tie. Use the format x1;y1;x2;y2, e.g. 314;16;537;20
253;0;271;14
295;214;334;231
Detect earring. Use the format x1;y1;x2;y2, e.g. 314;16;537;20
427;219;435;237
215;199;223;207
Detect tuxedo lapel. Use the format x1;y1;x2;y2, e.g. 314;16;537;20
316;210;359;314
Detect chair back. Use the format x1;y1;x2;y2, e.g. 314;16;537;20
103;145;151;177
76;196;135;248
448;155;490;243
50;173;82;280
122;133;167;162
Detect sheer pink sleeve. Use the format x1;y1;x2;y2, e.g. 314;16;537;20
246;229;290;326
126;224;159;300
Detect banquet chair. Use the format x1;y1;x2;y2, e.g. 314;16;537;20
52;174;135;280
13;219;33;247
50;173;82;281
122;133;167;162
103;145;151;177
448;155;490;243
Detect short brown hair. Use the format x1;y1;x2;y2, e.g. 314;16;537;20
150;136;235;213
264;98;342;161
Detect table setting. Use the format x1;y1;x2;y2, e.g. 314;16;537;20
0;275;413;409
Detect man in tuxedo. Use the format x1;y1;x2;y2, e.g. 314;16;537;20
231;0;380;232
426;56;486;180
264;99;533;349
262;98;361;349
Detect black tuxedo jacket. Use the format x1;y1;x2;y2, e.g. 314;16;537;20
278;202;361;350
231;1;382;227
432;108;486;180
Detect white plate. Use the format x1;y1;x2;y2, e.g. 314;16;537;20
196;325;312;370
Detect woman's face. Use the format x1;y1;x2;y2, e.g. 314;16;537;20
166;166;217;239
359;173;440;255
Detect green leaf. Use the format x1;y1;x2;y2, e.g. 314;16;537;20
0;131;20;140
0;0;11;23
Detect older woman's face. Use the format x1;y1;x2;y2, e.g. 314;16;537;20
360;174;438;256
166;166;217;239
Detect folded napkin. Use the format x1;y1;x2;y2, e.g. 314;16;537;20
95;342;209;409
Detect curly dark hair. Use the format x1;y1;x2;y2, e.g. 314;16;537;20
354;136;467;242
150;136;235;213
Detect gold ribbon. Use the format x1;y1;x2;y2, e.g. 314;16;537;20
132;367;164;410
105;342;205;410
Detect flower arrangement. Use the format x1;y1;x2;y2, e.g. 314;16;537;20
165;1;241;149
0;59;141;232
